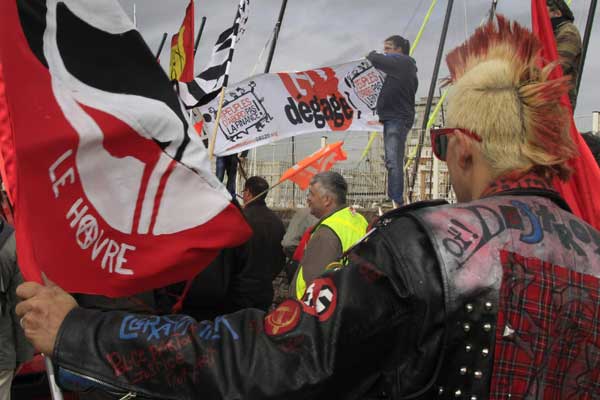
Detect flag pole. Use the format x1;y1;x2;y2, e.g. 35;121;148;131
244;180;286;207
44;355;64;400
155;33;168;60
488;0;498;22
133;3;137;27
193;16;207;55
208;87;226;160
410;0;438;56
262;0;289;200
407;0;454;202
263;0;288;73
575;0;597;95
208;0;246;160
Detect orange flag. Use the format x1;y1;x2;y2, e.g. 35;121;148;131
279;141;347;190
169;0;195;82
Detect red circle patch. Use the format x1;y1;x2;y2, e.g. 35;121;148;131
301;277;338;321
264;299;302;336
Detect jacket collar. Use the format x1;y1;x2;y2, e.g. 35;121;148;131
480;171;571;212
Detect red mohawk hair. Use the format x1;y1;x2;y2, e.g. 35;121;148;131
443;15;576;181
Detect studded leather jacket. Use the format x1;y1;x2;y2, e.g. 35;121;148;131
53;178;600;399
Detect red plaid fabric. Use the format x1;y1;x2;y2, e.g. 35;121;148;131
490;251;600;399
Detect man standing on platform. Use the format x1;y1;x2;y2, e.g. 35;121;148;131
367;35;418;207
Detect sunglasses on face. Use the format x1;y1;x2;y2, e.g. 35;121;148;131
429;127;482;161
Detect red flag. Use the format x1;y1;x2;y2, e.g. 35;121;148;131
0;0;251;296
279;142;347;190
532;0;600;229
169;0;195;82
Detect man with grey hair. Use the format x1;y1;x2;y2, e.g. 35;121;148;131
291;171;368;299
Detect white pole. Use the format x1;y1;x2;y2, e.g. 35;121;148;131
133;3;137;27
593;111;600;135
44;356;64;400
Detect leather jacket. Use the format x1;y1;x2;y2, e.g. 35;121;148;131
53;185;600;399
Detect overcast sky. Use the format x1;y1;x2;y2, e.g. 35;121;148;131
117;0;600;144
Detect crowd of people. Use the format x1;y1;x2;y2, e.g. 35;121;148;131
2;1;599;399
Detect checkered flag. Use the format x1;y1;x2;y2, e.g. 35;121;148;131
177;0;250;108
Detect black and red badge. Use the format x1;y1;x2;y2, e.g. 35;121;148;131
302;277;338;321
264;299;302;336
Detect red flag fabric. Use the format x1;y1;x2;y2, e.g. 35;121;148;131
531;0;600;229
279;142;347;190
0;0;251;296
169;0;195;82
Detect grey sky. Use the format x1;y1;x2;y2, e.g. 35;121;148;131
117;0;599;135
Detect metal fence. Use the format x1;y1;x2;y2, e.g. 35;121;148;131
223;127;455;209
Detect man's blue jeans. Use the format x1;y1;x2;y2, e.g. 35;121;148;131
383;119;411;205
216;155;238;196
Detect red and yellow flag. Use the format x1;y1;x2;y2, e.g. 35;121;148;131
279;142;347;190
169;0;195;82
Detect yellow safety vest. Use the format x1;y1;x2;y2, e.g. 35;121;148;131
295;207;368;299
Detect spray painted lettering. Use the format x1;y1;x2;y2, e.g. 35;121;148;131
119;315;195;341
440;200;599;266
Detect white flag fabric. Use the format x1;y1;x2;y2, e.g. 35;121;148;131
178;0;250;107
198;59;385;156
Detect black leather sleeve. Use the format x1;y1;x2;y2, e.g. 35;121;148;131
54;215;443;399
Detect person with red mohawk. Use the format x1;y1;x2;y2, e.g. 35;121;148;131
16;16;600;400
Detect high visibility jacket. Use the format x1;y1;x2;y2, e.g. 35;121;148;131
295;207;368;299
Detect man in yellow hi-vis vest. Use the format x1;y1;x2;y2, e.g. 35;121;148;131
292;171;368;299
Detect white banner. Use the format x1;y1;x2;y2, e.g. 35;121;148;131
198;59;384;156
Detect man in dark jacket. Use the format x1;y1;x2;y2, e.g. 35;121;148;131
16;17;600;400
179;176;286;320
367;35;418;207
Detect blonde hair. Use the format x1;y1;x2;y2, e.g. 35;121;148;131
444;15;576;181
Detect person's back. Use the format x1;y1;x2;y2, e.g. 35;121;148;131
183;176;286;319
244;203;286;279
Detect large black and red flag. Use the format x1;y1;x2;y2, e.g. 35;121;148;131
531;0;600;229
0;0;251;296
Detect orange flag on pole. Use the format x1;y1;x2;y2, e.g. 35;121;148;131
169;0;195;82
279;141;347;190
